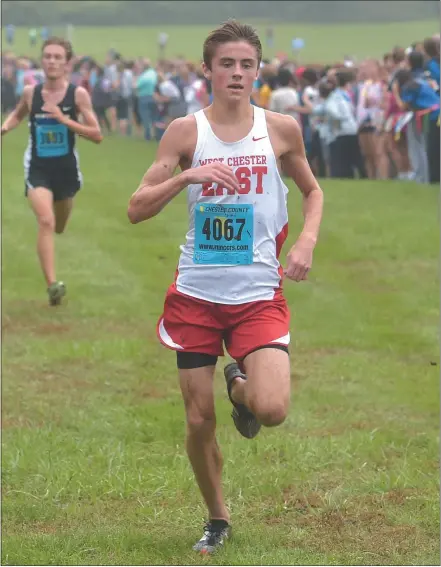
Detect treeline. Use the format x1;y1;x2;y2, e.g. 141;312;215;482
3;0;439;26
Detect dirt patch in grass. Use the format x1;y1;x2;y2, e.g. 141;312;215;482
262;486;436;561
2;316;73;336
383;487;421;505
2;358;108;419
2;306;153;342
3;355;175;431
284;490;325;512
130;385;172;401
14;367;97;395
27;522;59;535
35;323;72;336
2;416;38;429
294;507;426;559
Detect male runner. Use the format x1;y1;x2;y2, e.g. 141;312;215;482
2;37;102;306
128;20;323;553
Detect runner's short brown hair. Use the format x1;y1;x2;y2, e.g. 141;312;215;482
42;37;73;61
203;19;262;70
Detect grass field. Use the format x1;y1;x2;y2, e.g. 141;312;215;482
3;20;437;63
2;126;440;566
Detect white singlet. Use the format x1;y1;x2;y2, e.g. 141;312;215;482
175;106;289;305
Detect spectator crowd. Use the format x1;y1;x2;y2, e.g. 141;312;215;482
2;32;439;184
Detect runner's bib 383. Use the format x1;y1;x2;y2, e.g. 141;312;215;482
193;203;254;265
36;118;69;158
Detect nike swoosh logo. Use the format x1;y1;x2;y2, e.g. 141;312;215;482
252;136;267;142
62;106;71;111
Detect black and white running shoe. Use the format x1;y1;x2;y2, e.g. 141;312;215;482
193;520;231;554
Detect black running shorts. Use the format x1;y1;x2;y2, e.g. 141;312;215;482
25;166;81;202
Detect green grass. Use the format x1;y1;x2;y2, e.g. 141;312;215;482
3;20;437;63
2;126;440;566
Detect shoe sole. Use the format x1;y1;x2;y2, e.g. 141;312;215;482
224;363;261;439
231;406;262;439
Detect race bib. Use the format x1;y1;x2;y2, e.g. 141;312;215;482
194;203;254;265
36;120;68;158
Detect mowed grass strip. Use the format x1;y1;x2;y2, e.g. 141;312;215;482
2;127;439;566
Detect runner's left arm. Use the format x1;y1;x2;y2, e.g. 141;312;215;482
282;116;323;244
73;87;103;143
279;115;324;282
42;87;103;144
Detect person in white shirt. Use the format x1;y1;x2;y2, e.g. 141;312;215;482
356;59;388;179
269;67;301;123
128;20;323;554
151;72;182;140
185;69;210;115
325;70;367;178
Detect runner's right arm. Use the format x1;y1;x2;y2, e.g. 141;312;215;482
128;117;239;224
1;86;32;135
128;117;193;224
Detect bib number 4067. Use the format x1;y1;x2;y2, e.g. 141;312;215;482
202;165;267;196
202;217;246;242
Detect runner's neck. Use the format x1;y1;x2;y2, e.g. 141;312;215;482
44;77;68;92
208;100;254;126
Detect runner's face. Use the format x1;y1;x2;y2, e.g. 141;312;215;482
42;45;68;80
204;41;259;102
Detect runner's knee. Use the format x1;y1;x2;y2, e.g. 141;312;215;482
179;364;217;437
182;386;216;436
186;411;216;437
251;400;288;427
241;346;291;426
37;214;55;232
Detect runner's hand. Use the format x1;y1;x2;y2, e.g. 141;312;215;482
42;102;68;124
284;237;315;282
185;163;240;194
